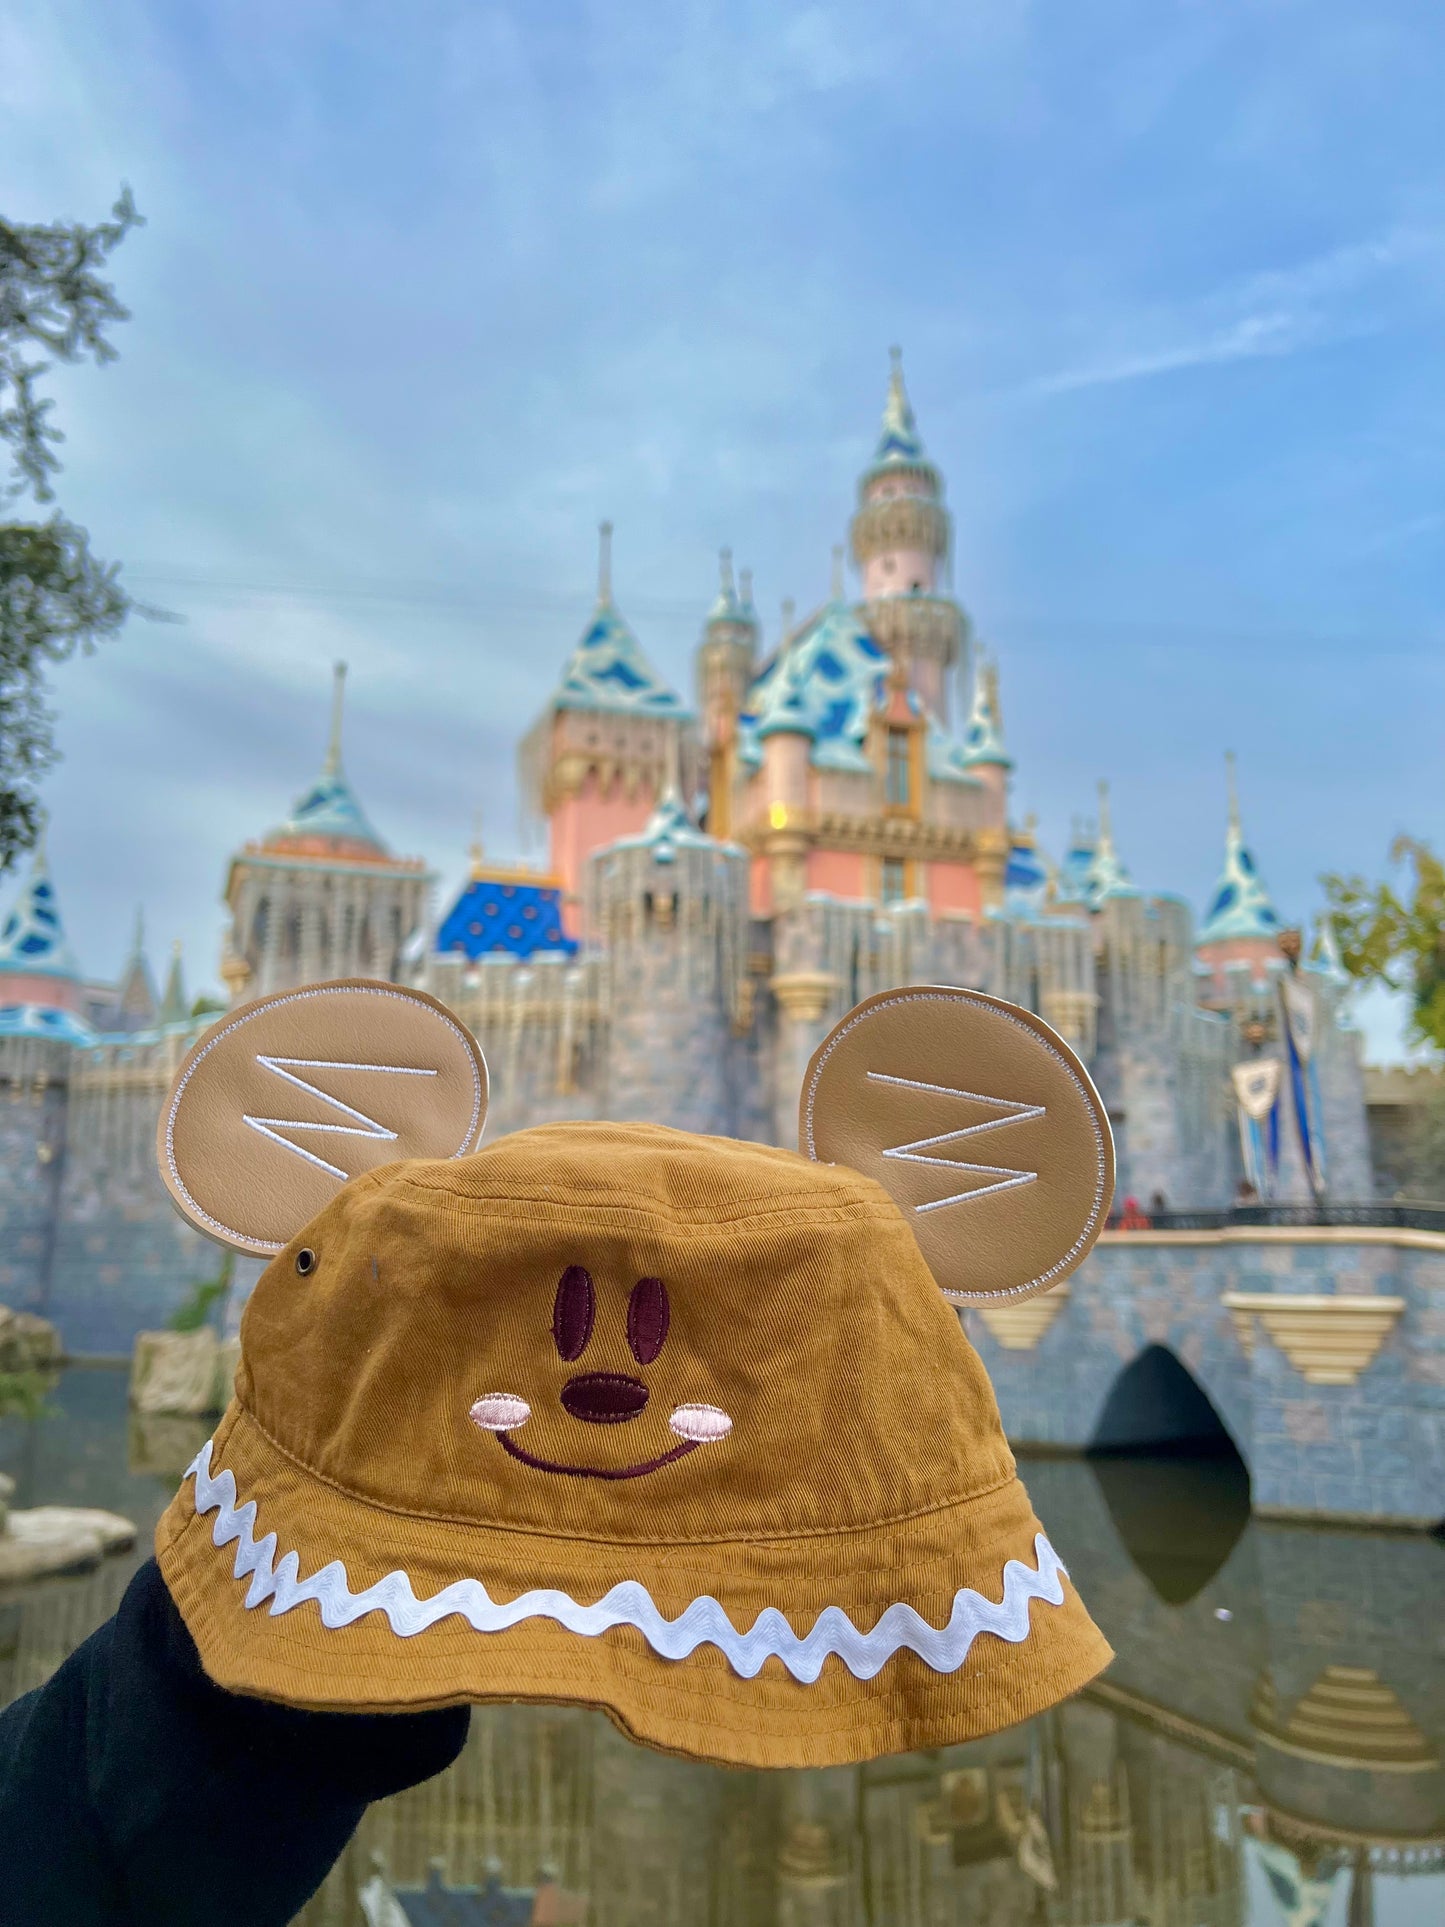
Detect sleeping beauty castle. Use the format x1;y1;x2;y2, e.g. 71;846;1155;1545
0;352;1376;1351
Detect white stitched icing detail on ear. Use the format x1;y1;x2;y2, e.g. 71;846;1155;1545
668;1403;733;1443
469;1393;531;1432
186;1441;1070;1685
243;1056;440;1180
868;1072;1045;1212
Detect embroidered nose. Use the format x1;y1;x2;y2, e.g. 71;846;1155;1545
561;1373;649;1425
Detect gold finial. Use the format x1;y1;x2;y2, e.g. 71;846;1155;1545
597;521;613;605
718;547;735;597
1096;778;1113;851
324;661;348;777
468;805;485;877
830;544;845;602
1225;749;1241;837
983;655;1002;735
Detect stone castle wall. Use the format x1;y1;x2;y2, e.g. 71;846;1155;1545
972;1229;1444;1525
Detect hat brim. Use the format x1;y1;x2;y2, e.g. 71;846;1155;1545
157;1403;1112;1770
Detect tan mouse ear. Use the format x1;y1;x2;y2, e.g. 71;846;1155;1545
158;980;489;1255
800;985;1114;1305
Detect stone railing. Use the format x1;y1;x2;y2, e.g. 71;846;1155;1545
1107;1201;1445;1234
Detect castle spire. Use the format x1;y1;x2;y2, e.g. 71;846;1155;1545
0;829;82;983
323;661;348;778
874;344;926;466
1226;747;1241;839
597;520;614;607
159;940;188;1027
1197;753;1282;945
707;546;741;622
1086;780;1138;905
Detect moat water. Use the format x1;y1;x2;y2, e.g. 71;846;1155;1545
3;1367;1442;1926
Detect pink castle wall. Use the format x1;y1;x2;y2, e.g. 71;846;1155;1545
807;849;868;899
862;551;936;598
0;972;85;1012
926;861;982;918
1195;934;1282;1000
551;777;658;935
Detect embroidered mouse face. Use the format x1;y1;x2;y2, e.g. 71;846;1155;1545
158;980;1112;1544
468;1265;733;1480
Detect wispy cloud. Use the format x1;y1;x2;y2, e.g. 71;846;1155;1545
1017;227;1442;399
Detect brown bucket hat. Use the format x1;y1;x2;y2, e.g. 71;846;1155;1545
154;980;1114;1769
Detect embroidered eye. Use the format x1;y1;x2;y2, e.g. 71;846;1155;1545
627;1276;670;1365
295;1248;317;1276
552;1266;595;1362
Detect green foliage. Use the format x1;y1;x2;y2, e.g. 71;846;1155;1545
0;1366;55;1422
0;188;142;874
168;1250;235;1335
1322;837;1445;1053
189;994;226;1020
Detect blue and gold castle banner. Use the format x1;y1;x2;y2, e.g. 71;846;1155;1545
437;870;577;962
1280;975;1327;1195
1232;1058;1282;1198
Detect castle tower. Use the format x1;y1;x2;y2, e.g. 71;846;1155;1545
848;348;968;723
221;663;431;1001
695;548;758;842
1194;754;1284;1011
519;523;692;936
111;909;159;1033
0;830;88;1024
586;786;749;1134
959;653;1012;906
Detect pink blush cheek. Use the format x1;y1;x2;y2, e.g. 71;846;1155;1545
470;1393;531;1432
668;1403;733;1443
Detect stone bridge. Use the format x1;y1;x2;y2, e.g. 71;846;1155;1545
968;1227;1445;1527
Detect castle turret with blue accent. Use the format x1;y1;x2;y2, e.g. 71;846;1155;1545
0;833;88;1316
1195;757;1373;1203
220;663;432;1002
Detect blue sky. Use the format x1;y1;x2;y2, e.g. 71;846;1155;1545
3;0;1441;1056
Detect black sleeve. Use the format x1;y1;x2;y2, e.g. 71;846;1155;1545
0;1557;469;1927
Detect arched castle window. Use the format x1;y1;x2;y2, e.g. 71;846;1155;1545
252;898;271;953
282;910;301;960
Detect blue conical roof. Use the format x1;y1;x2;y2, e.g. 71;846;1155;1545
0;835;81;980
1085;784;1140;906
275;769;387;849
267;665;389;852
609;784;724;863
550;522;690;720
872;346;928;467
1197;758;1281;945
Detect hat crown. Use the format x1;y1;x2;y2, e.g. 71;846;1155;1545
236;1120;1014;1546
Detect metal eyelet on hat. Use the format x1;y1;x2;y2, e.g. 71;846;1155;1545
295;1248;318;1276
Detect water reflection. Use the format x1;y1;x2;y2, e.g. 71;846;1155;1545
2;1372;1441;1925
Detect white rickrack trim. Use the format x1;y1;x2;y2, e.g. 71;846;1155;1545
162;985;487;1253
186;1440;1068;1685
800;988;1110;1303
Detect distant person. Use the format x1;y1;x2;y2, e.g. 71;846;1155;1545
1149;1190;1168;1217
1119;1196;1151;1231
1235;1178;1259;1205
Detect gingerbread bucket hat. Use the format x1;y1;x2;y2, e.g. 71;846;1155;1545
154;979;1114;1769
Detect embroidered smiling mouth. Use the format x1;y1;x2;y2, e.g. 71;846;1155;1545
470;1391;732;1481
495;1432;701;1481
